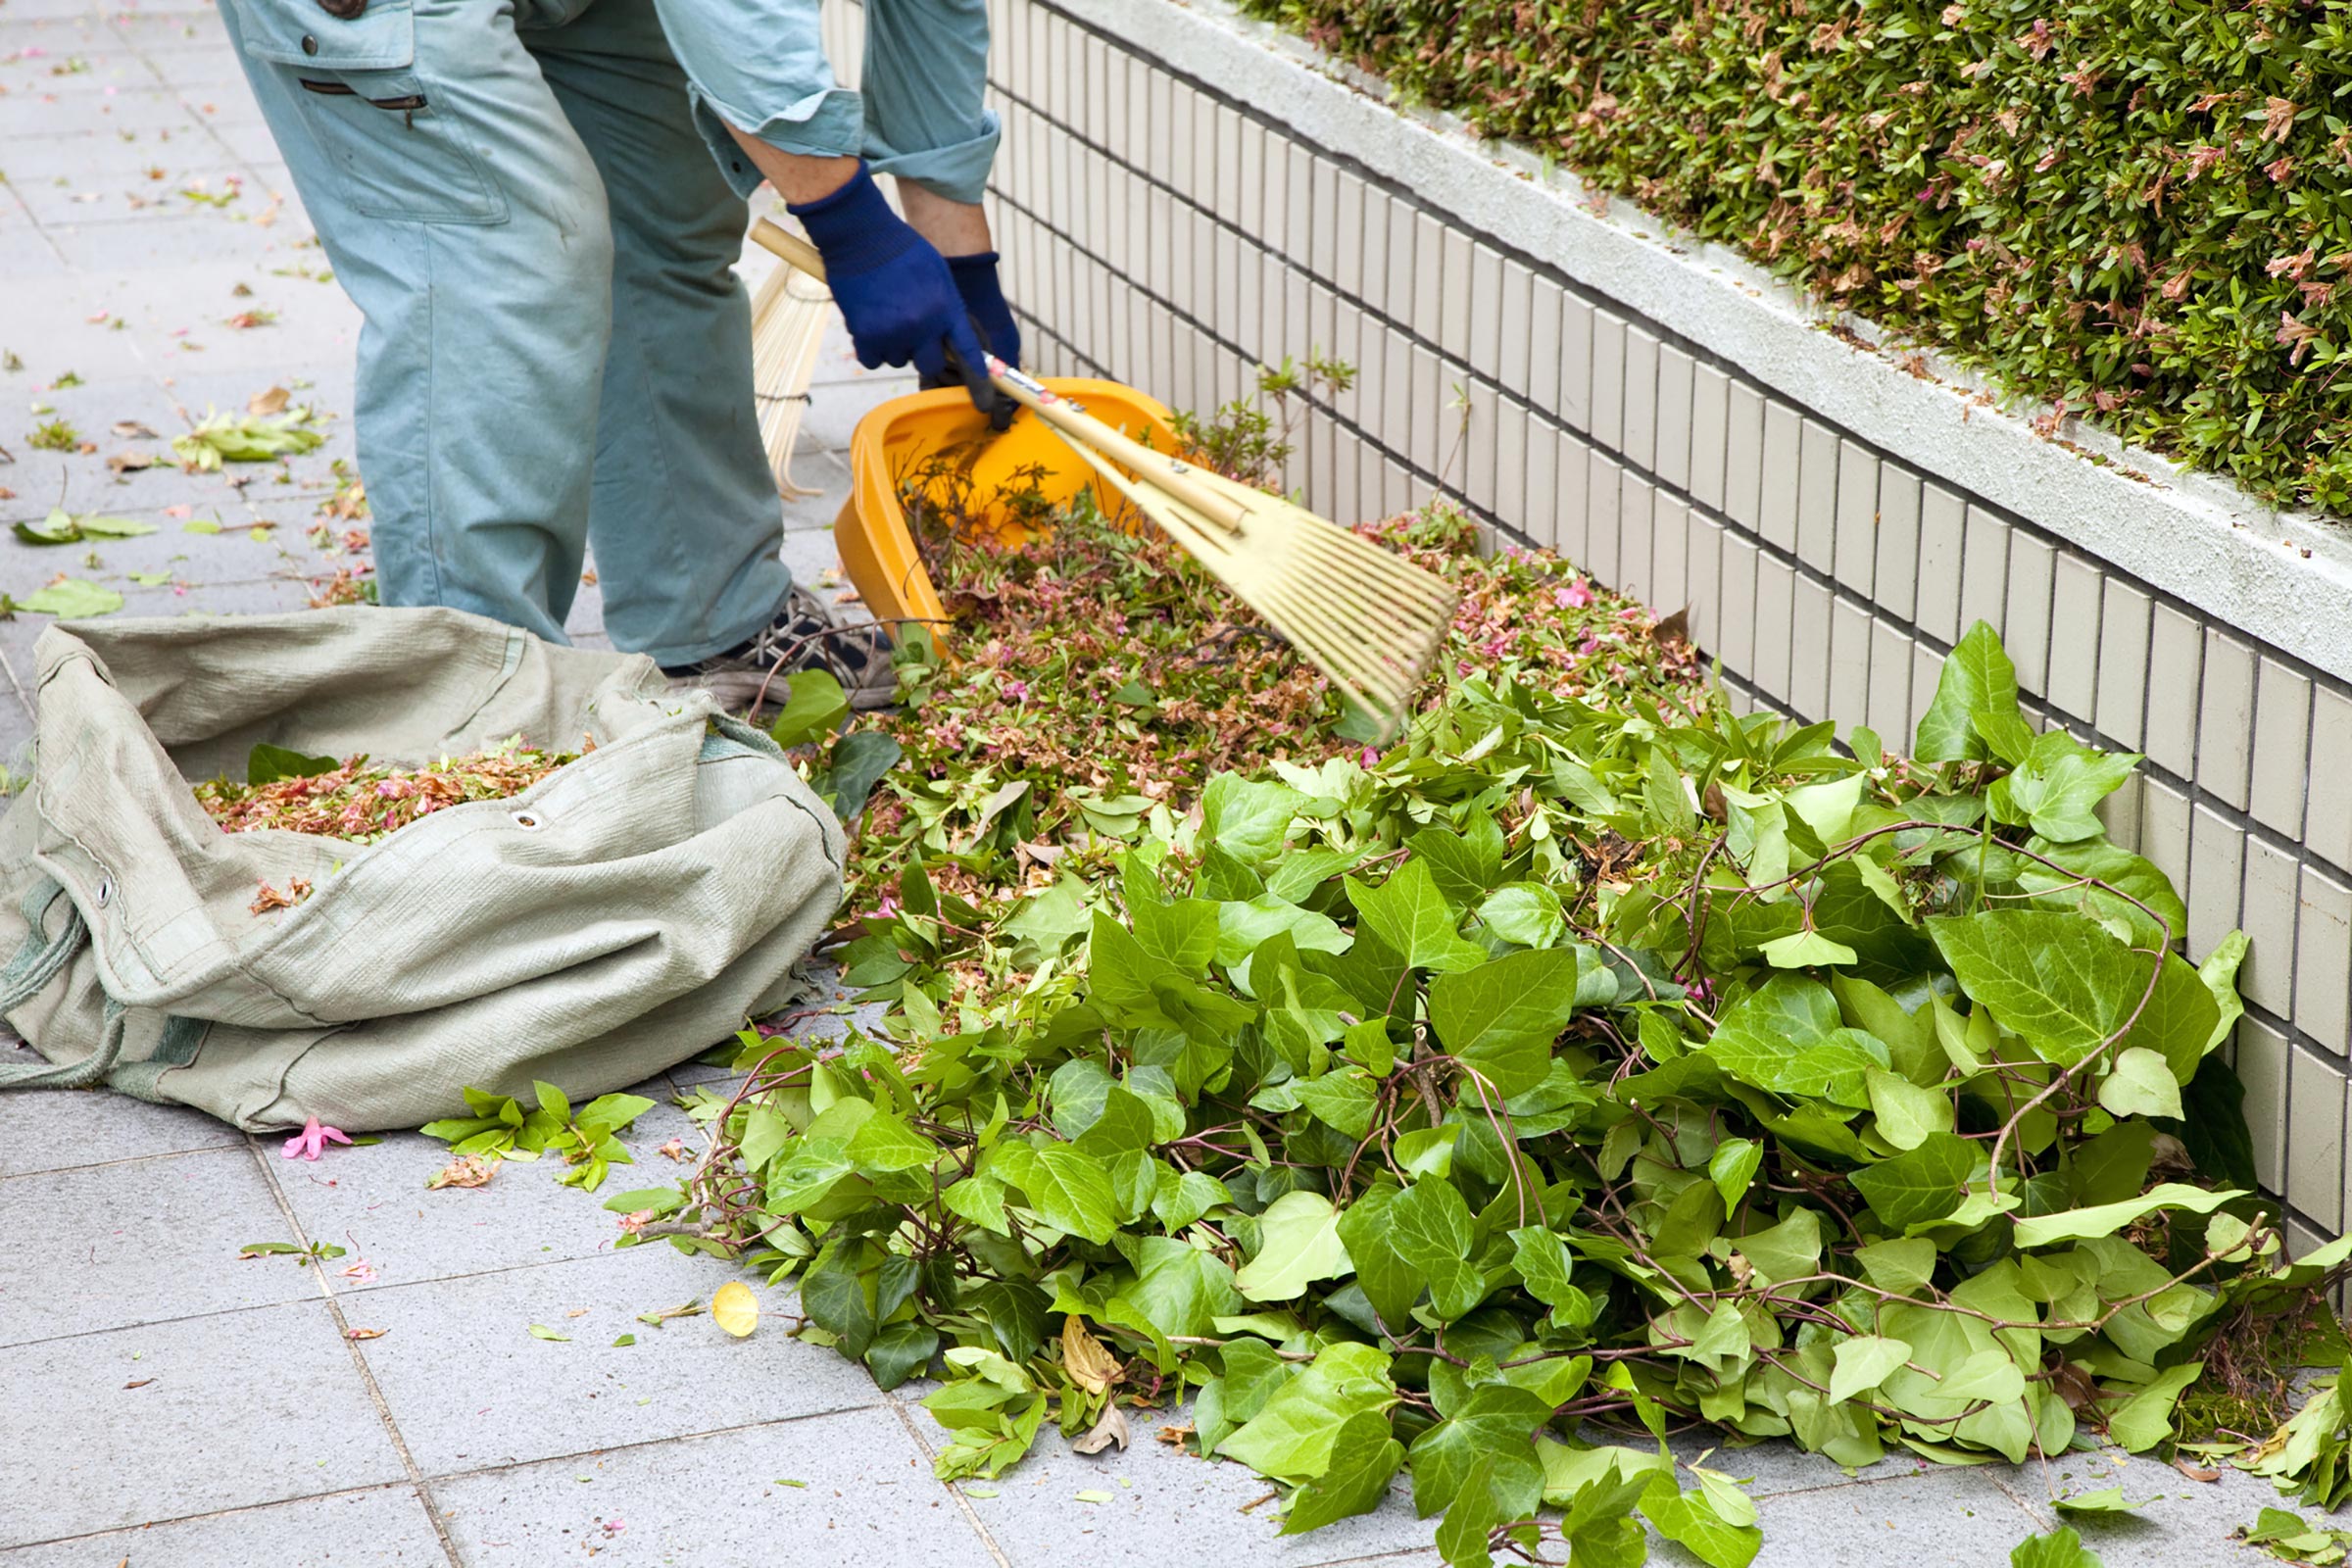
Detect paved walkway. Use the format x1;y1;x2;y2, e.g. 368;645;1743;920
0;1;2304;1563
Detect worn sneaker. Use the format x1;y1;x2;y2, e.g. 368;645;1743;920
662;585;896;712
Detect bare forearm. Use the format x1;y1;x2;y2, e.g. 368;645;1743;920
899;183;993;257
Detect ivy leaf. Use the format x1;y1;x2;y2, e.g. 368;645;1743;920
1915;621;2022;764
1348;859;1489;974
1706;976;1890;1106
23;578;125;617
1641;1473;1764;1568
1201;774;1303;864
2010;1184;2245;1249
1233;1190;1353;1301
1477;882;1565;949
1407;1384;1551;1521
1996;730;2139;843
1428;947;1588;1097
1014;1147;1118;1245
1217;1342;1394;1482
1708;1139;1762;1213
1928;910;2217;1077
2094;1046;2183;1121
823;731;902;820
1389;1177;1484;1320
1335;1183;1418;1328
247;742;340;785
768;668;849;747
1507;1225;1577;1308
2010;1525;2105;1568
1281;1409;1405;1534
1848;1132;1978;1230
1828;1335;1914;1403
1865;1068;1955;1152
1757;929;1860;969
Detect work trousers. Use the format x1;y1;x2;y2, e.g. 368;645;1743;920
218;0;997;662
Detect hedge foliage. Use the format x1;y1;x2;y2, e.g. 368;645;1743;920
1236;0;2352;514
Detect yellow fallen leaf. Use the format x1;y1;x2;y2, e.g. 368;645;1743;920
712;1280;759;1339
1061;1315;1121;1396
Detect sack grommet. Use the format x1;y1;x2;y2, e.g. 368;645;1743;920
94;876;114;908
511;809;544;831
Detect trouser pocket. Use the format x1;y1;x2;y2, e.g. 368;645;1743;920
227;0;508;225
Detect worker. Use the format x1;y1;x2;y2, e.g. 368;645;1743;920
212;0;1018;710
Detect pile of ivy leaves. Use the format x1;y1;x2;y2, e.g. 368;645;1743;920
621;576;2352;1561
1235;0;2352;514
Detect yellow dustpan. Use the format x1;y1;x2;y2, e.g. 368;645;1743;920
833;380;1185;643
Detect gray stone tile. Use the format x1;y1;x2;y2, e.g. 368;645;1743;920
351;1247;881;1477
0;1485;447;1567
1558;294;1593;433
1654;344;1692;490
1869;619;1914;749
2239;1014;2291;1193
430;1405;993;1568
1720;535;1759;674
1723;381;1764;530
795;369;920;455
0;1145;320;1348
1621;324;1659;469
1650;495;1689;617
262;1101;701;1298
1689;363;1729;512
0;1084;240;1179
2309;684;2352;873
2144;605;2204;780
1913;484;1966;648
2141;779;2192;928
2096;579;2153;752
1790;575;1832;721
2241;835;2302;1016
1757;400;1800;552
2287;1043;2347;1232
1795;417;1838;574
1747;1467;2041;1568
2199;631;2259;810
1996;1455;2291;1567
2298;864;2352;1054
1683;504;1724;655
2002;533;2056;699
1959;503;2010;643
960;1398;1431;1568
1831;439;1877;598
1753;553;1794;704
1829;596;1872;734
0;1299;406;1548
2046;552;2104;722
2187;805;2245;959
2252;657;2314;837
1873;465;1923;624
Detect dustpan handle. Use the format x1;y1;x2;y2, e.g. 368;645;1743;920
748;220;1251;536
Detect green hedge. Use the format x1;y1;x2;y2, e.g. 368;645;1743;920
1236;0;2352;513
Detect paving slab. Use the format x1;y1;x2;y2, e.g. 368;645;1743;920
0;1143;318;1348
0;1082;241;1179
344;1245;882;1478
428;1403;995;1568
262;1090;702;1297
0;1298;409;1548
0;1485;449;1567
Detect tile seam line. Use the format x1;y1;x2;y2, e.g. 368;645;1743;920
402;1398;897;1486
1001;193;2352;908
985;60;2352;719
0;1137;240;1183
878;1385;1018;1568
0;1479;418;1555
243;1128;466;1568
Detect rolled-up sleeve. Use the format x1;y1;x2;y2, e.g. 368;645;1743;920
655;0;998;205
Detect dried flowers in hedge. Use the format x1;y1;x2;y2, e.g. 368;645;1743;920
194;735;575;843
1238;0;2352;514
612;504;2345;1563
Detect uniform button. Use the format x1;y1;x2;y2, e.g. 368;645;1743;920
301;33;318;53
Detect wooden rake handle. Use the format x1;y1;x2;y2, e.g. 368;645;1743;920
747;219;1251;535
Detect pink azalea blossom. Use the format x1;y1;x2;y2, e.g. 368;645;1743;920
281;1117;352;1160
1002;679;1029;702
342;1259;377;1283
1553;579;1595;610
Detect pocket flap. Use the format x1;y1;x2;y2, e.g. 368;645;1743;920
237;0;415;71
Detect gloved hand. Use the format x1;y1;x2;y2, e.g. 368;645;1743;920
790;164;990;396
946;252;1021;370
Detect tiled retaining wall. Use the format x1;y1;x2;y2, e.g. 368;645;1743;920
822;0;2352;1239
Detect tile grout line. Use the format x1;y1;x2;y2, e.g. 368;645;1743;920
0;1137;240;1184
878;1386;1018;1568
0;1480;422;1555
240;1129;467;1568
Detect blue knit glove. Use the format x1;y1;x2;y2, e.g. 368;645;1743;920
790;165;988;391
947;252;1021;370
